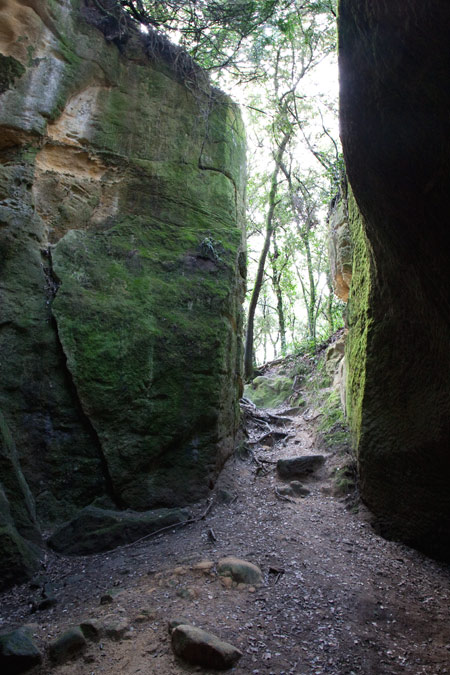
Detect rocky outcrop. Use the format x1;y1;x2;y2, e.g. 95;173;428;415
325;332;347;414
0;0;245;585
339;1;450;558
328;198;352;302
327;188;351;415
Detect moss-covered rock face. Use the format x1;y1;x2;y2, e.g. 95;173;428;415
339;1;450;559
0;0;245;582
244;375;299;410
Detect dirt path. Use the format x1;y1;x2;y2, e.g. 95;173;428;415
1;405;450;674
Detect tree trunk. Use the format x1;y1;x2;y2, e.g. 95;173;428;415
303;232;317;343
244;132;290;379
270;232;287;355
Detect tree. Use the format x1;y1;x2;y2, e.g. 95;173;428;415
92;0;341;365
243;3;337;374
244;129;290;378
93;1;337;80
268;229;291;354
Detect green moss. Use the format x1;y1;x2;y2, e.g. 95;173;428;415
0;55;26;94
0;0;245;528
345;187;373;449
244;375;299;409
52;156;245;508
332;461;357;501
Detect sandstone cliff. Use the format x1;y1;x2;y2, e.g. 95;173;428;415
0;0;245;586
339;0;450;559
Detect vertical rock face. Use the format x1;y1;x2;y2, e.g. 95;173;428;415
0;0;245;585
328;197;352;303
339;1;450;558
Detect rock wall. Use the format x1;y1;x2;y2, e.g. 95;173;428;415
328;197;351;303
339;1;450;559
0;0;245;586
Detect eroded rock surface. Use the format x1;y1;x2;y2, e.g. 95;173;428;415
0;0;245;585
328;198;352;302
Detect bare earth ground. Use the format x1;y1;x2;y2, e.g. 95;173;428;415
1;398;450;674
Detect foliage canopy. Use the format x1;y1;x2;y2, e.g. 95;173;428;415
103;0;336;77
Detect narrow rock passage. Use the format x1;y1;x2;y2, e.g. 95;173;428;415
1;404;450;674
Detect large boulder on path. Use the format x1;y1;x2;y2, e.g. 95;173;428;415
171;624;242;670
217;557;262;584
0;627;42;674
48;505;189;554
277;455;325;480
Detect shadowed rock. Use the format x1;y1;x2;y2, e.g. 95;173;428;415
277;455;325;480
339;0;450;559
0;627;42;674
48;627;86;664
48;506;189;554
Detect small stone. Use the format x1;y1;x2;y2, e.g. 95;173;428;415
0;627;42;674
49;627;87;663
104;619;130;641
79;619;102;642
168;618;192;634
171;624;242;670
35;595;57;611
217;557;262;585
100;589;122;605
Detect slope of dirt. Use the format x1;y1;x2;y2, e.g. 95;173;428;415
1;379;450;674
